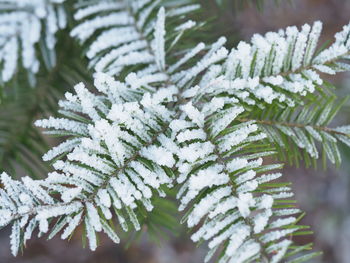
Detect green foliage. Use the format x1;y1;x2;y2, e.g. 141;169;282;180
0;1;350;263
0;32;92;178
240;86;350;168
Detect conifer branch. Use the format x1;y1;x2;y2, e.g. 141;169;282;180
238;117;349;136
236;94;350;167
1;1;350;262
0;0;68;84
218;21;350;107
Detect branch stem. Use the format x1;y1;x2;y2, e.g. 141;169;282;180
237;118;348;136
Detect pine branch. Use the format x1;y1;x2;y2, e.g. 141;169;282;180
0;1;230;257
0;33;89;178
2;1;350;262
239;118;348;136
173;96;318;262
237;94;350;167
0;73;178;254
0;0;68;85
213;21;350;107
71;0;201;78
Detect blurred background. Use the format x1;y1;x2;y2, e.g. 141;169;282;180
1;0;350;262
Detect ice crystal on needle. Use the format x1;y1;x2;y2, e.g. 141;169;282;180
207;21;350;106
1;72;177;254
1;1;350;262
172;95;307;263
0;0;67;82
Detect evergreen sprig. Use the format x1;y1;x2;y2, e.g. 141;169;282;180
239;92;350;168
0;1;349;262
0;0;68;85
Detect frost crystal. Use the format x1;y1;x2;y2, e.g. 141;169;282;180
1;2;346;262
172;92;311;262
0;0;67;82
